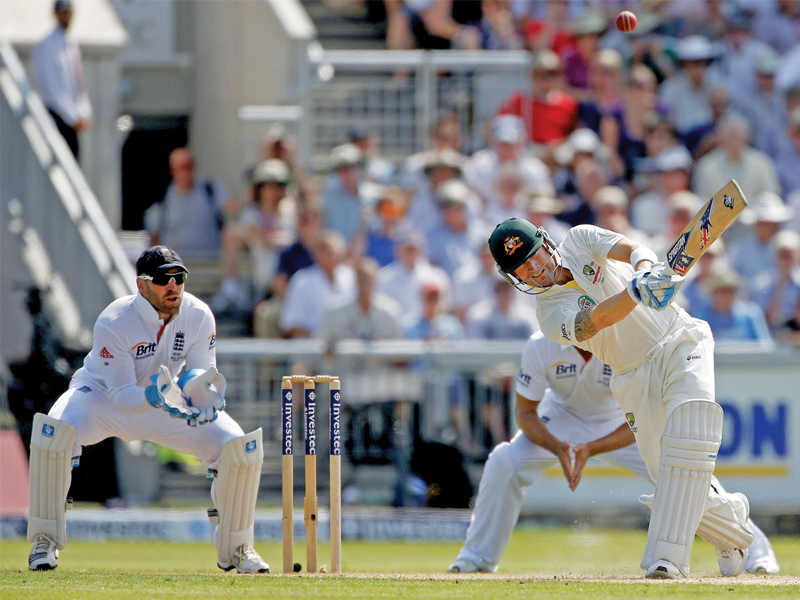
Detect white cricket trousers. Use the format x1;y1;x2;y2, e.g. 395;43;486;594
48;380;244;469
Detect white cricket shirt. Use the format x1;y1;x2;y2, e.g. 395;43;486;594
516;331;622;422
72;292;217;413
536;225;690;374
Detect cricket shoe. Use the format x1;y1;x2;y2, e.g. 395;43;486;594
447;558;488;573
717;547;748;577
28;534;58;571
645;559;682;579
218;544;269;574
746;550;780;575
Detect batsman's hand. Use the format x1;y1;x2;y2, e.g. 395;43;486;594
178;367;227;426
145;365;202;426
627;262;684;310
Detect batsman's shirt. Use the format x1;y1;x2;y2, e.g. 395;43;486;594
536;225;692;375
516;332;622;422
72;292;217;413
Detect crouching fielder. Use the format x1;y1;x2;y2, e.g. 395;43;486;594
485;219;755;579
27;246;268;574
448;332;779;575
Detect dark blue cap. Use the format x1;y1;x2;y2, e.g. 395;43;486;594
136;246;189;277
55;0;73;11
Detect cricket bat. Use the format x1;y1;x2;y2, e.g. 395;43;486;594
665;180;748;276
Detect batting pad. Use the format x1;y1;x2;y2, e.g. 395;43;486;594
696;489;754;550
641;401;722;576
27;413;76;549
210;429;263;565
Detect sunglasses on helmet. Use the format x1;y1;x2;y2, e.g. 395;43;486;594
138;272;188;286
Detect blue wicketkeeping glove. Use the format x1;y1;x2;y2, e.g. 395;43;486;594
145;365;202;426
178;367;227;426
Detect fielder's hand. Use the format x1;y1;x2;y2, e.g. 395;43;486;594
570;444;592;491
627;262;684;310
145;365;202;426
178;367;227;426
554;441;573;489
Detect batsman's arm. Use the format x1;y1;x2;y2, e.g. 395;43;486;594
516;393;572;483
571;423;636;491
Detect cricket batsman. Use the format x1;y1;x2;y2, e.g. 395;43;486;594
448;332;779;575
27;246;269;574
483;218;754;578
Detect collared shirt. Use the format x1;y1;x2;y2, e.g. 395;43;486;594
280;264;356;335
658;72;719;134
32;25;92;125
692;147;780;207
72;292;217;413
376;260;451;328
465;295;540;340
463;148;551;207
426;220;490;276
516;331;622;422
318;294;402;342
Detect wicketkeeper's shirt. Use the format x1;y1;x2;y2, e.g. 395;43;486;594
536;225;691;375
72;292;217;413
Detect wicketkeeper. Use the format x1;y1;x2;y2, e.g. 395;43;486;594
27;246;268;573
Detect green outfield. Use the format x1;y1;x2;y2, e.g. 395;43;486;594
2;528;799;599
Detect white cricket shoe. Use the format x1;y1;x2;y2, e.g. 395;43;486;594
447;558;487;573
645;559;682;579
717;547;748;577
28;534;58;571
218;544;269;574
746;551;780;575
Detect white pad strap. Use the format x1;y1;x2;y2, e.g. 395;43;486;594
27;413;76;549
212;429;263;565
696;488;754;550
641;401;722;576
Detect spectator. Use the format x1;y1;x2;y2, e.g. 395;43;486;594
600;64;666;181
464;114;551;208
465;278;539;340
651;191;702;260
321;143;367;247
407;148;465;233
524;190;569;245
216;160;295;310
389;0;481;51
400;114;463;194
252;205;321;338
631;112;681;190
251;123;312;204
693;270;772;343
751;231;800;330
731;192;793;280
560;157;607;227
405;280;463;340
578;49;625;133
561;9;608;99
522;0;574;54
683;86;731;159
496;49;578;145
776;297;800;347
32;0;91;159
692;113;780;205
590;186;650;247
452;246;501;323
735;50;786;161
319;258;402;343
476;0;523;50
354;185;409;267
678;239;728;316
753;0;800;54
713;12;776;101
482;163;526;226
376;230;450;328
426;180;488;276
279;231;356;338
551;127;610;197
776;107;800;196
658;36;720;136
144;148;232;260
631;145;693;237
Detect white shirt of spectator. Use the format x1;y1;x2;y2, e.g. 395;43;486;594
692;146;780;209
516;331;623;422
658;71;721;134
464;148;551;208
465;292;540;340
376;259;450;328
32;25;92;125
280;264;356;335
72;292;217;413
319;293;402;342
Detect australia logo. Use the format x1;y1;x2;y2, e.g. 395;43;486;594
583;264;595;276
723;194;734;209
503;236;523;255
699;200;713;249
578;295;596;309
625;412;637;433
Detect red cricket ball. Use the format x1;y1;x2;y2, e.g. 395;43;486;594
616;11;637;33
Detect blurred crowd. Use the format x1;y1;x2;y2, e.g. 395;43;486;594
142;0;800;351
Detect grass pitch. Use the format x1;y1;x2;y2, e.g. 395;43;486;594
1;528;798;599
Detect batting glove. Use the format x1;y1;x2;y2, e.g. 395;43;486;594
628;266;684;311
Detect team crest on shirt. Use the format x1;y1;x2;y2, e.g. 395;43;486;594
625;412;637;433
582;261;604;283
578;295;596;309
503;236;523;255
583;264;595;276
